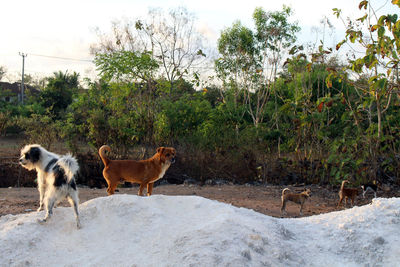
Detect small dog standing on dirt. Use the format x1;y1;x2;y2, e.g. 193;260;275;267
99;145;176;196
337;180;358;208
19;144;81;228
361;181;379;199
280;188;311;216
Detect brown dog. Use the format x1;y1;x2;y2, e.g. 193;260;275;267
280;188;311;216
99;145;176;196
337;180;358;208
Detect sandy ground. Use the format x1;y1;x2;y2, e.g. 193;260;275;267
0;184;388;218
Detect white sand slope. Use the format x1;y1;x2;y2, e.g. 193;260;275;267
0;195;399;267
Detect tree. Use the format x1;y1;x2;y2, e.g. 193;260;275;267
94;50;159;83
22;74;46;89
91;7;208;95
94;49;160;99
39;71;79;118
215;6;300;134
215;21;256;128
252;6;300;156
328;0;400;182
333;1;400;152
0;66;6;81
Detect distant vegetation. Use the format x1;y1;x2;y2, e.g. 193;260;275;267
1;1;399;186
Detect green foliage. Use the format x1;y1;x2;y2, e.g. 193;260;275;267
94;50;158;82
17;114;60;149
253;6;300;51
92;7;207;95
0;100;46;136
0;111;10;136
62;80;158;155
39;71;79;118
215;6;300;131
331;0;400;182
154;94;212;144
1;2;399;186
215;21;256;80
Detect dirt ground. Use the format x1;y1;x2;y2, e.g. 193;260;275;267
1;183;396;218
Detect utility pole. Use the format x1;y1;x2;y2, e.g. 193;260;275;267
19;52;27;104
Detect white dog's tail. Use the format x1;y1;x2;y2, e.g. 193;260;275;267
57;154;79;181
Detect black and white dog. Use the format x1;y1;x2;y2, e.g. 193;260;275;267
361;181;379;199
19;144;81;228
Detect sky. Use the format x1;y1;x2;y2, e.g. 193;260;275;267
0;194;399;266
0;0;397;83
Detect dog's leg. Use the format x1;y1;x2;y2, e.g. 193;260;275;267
103;173;117;195
299;203;304;216
37;183;46;212
366;187;377;198
147;183;154;196
39;195;56;224
67;193;81;229
106;182;117;195
337;196;344;208
138;183;146;196
280;200;287;215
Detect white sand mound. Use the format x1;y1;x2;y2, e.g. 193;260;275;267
1;195;399;267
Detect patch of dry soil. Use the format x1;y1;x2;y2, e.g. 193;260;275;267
0;184;387;218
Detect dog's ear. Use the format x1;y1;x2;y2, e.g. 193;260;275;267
157;147;166;163
29;147;41;163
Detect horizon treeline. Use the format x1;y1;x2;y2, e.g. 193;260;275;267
1;1;399;186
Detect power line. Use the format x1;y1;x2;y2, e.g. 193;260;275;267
29;53;93;63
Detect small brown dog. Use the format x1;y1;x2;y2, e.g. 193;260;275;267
280;188;311;216
99;145;176;196
337;180;358;208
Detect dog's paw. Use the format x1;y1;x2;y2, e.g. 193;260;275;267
37;218;47;224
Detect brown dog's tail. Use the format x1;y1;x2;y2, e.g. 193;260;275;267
99;145;111;167
340;180;349;191
282;188;291;195
281;188;290;201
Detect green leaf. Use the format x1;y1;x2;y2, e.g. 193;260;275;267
357;14;368;22
336;40;345;50
378;26;385;37
359;0;368;10
376;78;388;90
332;8;342;18
378;15;387;25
